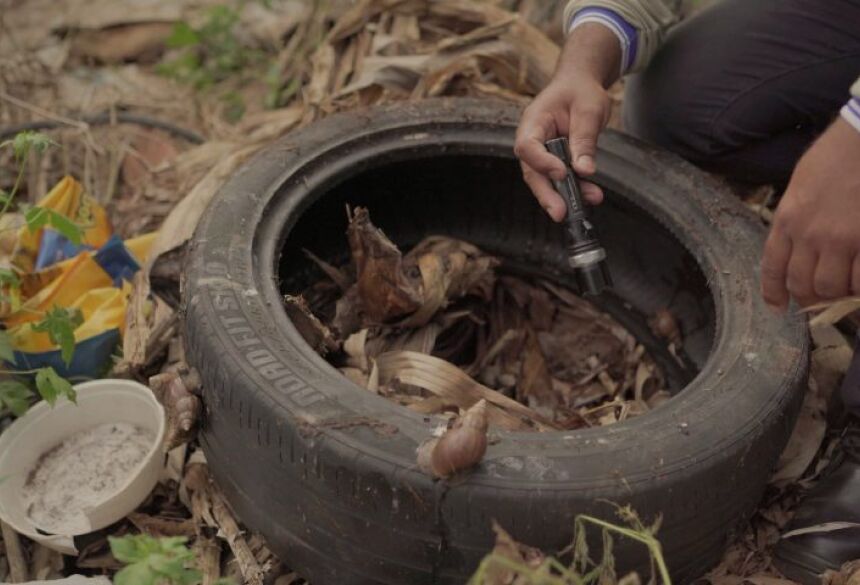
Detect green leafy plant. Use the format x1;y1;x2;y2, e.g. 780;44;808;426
469;505;670;585
0;267;20;289
34;365;77;405
110;535;233;585
0;380;32;416
0;130;84;243
0;131;56;219
24;206;84;245
0;304;80;414
32;306;83;366
158;5;264;90
0;132;84;417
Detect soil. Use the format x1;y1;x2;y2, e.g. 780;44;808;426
24;422;155;535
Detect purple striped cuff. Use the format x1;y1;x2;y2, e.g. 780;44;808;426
841;97;860;134
568;7;639;76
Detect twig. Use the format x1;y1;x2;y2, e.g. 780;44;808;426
0;90;89;132
211;490;266;585
102;137;129;204
185;462;267;585
194;536;222;585
1;521;29;583
30;543;62;581
144;310;180;368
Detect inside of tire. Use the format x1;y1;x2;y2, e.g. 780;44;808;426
278;153;716;400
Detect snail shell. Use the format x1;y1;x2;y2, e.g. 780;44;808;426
649;308;681;343
430;399;489;478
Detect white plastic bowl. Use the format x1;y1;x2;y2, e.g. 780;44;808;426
0;379;165;554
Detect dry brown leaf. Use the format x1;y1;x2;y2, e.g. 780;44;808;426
770;374;827;486
71;22;173;63
122;128;179;189
483;521;545;585
781;522;860;539
336;54;431;96
376;350;558;431
145;144;259;269
744;576;799;585
303;248;352;291
399;236;498;326
436;15;518;52
823;560;860;585
339;207;423;328
237;105;305;143
327;0;412;42
127;512;197;538
634;362;652;401
517;327;556;413
283;295;338;355
366;324;441;358
303;42;336;117
120;285;176;372
810;322;853;374
806;296;860;326
367;359;380;393
407;395;451;414
239;0;310;48
340;367;369;388
58;0;181;29
344;328;370;371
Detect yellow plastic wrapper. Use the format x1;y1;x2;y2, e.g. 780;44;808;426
11;176;111;274
9;283;130;354
1;177;155;378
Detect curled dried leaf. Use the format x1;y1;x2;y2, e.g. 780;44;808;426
284;294;338;354
346;207;423;324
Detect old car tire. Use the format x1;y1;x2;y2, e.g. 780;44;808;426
184;98;808;584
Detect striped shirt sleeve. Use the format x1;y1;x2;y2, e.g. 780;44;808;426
841;96;860;134
567;7;639;76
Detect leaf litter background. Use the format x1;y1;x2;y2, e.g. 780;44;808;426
299;206;674;434
1;0;858;583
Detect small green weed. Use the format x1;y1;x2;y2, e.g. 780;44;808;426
0;131;85;243
110;534;233;585
157;5;264;90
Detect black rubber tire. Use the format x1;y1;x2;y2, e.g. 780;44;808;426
184;98;809;585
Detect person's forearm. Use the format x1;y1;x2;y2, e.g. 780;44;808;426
555;22;623;89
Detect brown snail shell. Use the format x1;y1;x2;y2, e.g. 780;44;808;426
430;399;489;478
648;308;681;343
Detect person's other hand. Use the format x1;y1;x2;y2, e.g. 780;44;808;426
514;23;621;222
761;117;860;310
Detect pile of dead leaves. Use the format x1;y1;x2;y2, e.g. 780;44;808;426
294;207;670;435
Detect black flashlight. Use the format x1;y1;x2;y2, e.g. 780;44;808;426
544;137;612;296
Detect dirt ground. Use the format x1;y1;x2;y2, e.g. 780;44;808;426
0;0;857;584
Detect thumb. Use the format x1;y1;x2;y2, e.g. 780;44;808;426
568;104;607;176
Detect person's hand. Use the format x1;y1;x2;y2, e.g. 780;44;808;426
761;117;860;310
515;75;609;221
514;22;621;222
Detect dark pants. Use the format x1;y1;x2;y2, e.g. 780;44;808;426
624;0;860;188
624;0;860;414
